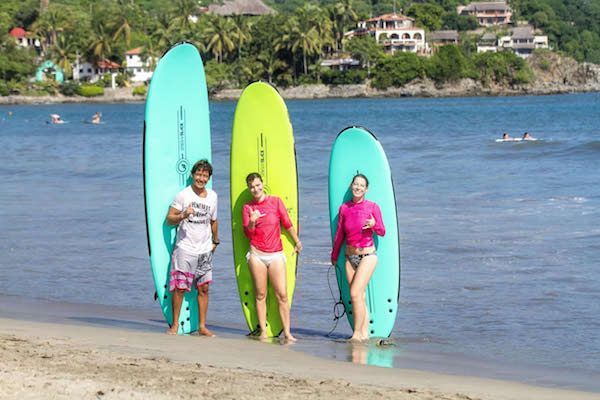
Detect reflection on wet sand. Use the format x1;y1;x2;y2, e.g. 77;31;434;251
350;339;396;368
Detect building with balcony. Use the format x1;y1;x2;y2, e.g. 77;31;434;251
428;30;459;51
124;47;155;83
9;27;41;49
457;2;512;26
353;13;427;54
320;57;361;71
498;26;549;58
73;59;120;82
477;32;498;53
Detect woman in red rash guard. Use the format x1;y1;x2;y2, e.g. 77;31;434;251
331;174;385;341
242;172;302;342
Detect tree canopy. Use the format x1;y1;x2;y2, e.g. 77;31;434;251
0;0;597;93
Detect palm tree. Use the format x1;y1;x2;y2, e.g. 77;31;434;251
112;0;137;46
151;13;175;52
230;15;252;61
257;50;287;84
332;0;358;51
50;33;77;78
141;39;160;71
40;0;49;13
203;16;235;63
88;21;113;62
31;7;63;50
278;9;322;76
169;0;199;36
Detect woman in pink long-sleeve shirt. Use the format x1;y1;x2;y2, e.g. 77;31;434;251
243;173;302;342
331;174;385;341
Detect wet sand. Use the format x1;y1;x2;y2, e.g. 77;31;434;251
0;317;597;400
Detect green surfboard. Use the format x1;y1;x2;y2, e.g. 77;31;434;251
328;126;400;338
230;82;298;337
143;42;211;334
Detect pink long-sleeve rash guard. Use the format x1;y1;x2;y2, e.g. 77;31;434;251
331;199;385;263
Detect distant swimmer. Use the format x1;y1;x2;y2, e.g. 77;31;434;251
91;112;102;124
50;114;65;124
522;132;537;141
496;132;520;142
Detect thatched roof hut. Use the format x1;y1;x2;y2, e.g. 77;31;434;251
207;0;274;16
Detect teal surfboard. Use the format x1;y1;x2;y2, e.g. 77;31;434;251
328;126;400;338
144;42;211;334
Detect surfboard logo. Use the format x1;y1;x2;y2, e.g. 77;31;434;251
257;132;268;186
175;106;189;185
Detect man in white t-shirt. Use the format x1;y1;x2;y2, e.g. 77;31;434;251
166;159;219;336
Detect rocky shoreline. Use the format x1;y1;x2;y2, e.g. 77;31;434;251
1;81;598;106
1;59;599;105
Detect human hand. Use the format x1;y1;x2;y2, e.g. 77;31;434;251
293;240;302;254
249;208;266;222
362;214;375;230
182;205;194;220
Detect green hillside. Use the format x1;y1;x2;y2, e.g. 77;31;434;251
0;0;598;96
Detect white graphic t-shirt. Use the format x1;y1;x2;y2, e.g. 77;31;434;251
170;186;218;254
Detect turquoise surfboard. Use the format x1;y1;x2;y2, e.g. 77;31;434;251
328;126;400;338
144;42;211;334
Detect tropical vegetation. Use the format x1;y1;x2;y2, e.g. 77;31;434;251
0;0;598;95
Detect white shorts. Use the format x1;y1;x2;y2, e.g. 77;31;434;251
171;247;213;290
246;250;286;268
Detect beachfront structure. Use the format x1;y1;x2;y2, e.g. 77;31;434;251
457;2;512;26
124;47;155;83
352;13;428;54
73;60;120;83
477;32;498;53
320;57;361;71
8;27;41;50
428;30;459;51
207;0;274;16
498;26;549;58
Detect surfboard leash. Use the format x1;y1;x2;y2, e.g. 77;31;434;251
326;263;346;337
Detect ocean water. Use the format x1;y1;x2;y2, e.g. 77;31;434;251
1;93;599;391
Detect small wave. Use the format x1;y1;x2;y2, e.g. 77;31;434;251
557;140;600;157
301;258;331;266
548;196;588;204
462;285;486;291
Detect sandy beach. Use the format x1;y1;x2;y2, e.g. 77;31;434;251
0;316;597;400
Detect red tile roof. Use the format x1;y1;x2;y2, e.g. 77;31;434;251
9;27;27;38
125;47;143;55
366;13;413;22
97;59;120;69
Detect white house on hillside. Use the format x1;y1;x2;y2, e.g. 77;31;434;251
124;47;155;83
352;13;428;54
477;32;498;53
73;59;120;83
457;2;512;26
9;27;41;50
498;26;549;58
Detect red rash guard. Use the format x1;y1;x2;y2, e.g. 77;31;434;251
243;196;293;253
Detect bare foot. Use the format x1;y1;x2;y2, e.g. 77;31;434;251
349;335;367;343
198;327;215;337
166;327;178;335
283;334;297;343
